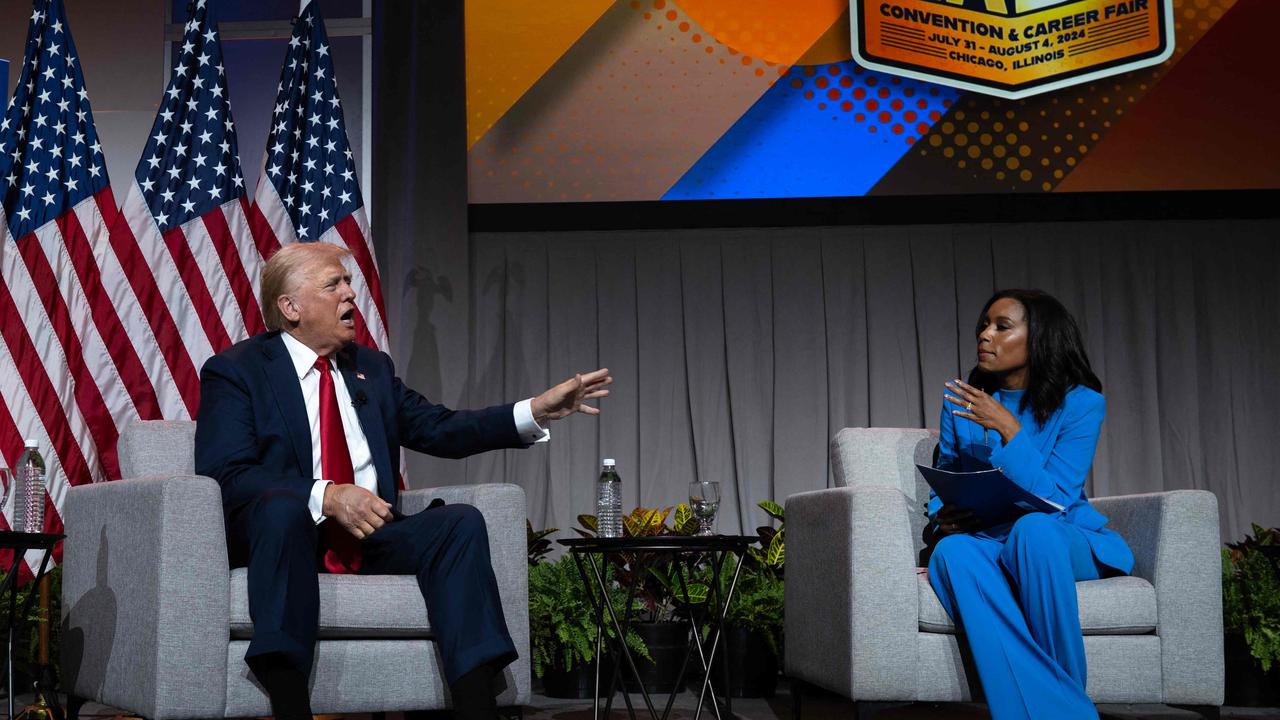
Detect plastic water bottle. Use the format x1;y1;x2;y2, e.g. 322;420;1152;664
596;459;623;538
14;439;46;533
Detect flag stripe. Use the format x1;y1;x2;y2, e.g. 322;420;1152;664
245;194;282;259
251;175;296;248
229;198;266;313
0;398;20;469
59;197;161;424
333;212;387;332
0;400;25;573
350;304;374;349
203;203;265;337
0;273;96;492
16;230;121;480
180;218;254;346
108;195;201;417
162;225;234;354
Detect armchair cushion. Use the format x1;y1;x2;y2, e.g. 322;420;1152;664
917;573;1157;635
230;570;432;639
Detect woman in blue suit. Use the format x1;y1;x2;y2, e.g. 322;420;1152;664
927;289;1134;720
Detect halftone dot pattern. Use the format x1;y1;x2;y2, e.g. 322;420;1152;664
786;61;959;145
910;0;1236;191
630;0;795;81
673;0;850;65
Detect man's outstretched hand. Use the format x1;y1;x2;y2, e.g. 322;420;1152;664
531;368;612;426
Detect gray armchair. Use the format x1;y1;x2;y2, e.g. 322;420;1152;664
786;427;1223;718
60;420;530;719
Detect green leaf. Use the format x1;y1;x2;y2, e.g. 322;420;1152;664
623;513;644;537
766;529;785;567
758;499;785;522
673;503;693;529
578;514;599;532
647;566;676;594
675;506;701;535
649;507;673;531
676;582;709;605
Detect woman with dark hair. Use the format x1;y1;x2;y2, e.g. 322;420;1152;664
926;289;1134;720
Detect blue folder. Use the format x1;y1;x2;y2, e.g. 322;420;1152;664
916;464;1063;528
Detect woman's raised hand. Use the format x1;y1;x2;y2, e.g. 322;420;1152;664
944;379;1022;444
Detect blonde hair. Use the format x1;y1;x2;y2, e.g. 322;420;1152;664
260;243;352;331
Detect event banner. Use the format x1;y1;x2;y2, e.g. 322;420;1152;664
466;0;1280;202
852;0;1172;98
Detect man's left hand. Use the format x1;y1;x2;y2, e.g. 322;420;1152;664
532;368;612;426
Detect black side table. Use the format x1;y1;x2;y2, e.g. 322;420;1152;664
0;531;64;720
559;535;756;720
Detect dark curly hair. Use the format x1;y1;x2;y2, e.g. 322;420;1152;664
966;289;1102;426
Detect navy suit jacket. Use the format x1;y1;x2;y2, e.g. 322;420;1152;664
194;331;526;516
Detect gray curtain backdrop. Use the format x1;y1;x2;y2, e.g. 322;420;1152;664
423;220;1278;545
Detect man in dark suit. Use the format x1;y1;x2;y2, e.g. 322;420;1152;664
195;242;610;720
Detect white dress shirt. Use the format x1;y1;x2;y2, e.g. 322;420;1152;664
279;332;548;524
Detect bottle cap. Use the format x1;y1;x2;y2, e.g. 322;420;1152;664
23;439;37;449
602;458;616;466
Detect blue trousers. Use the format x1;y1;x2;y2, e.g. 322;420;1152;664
225;489;517;685
927;513;1103;720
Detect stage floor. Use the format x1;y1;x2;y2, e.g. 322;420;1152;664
32;680;1280;720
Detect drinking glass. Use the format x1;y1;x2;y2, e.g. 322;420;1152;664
688;481;721;537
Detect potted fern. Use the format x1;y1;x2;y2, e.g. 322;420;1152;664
527;534;649;698
1222;524;1280;706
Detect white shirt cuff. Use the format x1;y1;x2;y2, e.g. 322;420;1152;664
514;398;550;444
309;479;332;524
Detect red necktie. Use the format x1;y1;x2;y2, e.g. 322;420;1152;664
316;356;362;574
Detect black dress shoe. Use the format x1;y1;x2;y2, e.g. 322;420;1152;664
450;662;499;720
248;653;313;720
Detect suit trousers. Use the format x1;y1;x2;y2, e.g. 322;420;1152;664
927;513;1104;720
226;490;518;685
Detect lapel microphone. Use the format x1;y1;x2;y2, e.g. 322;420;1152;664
352;390;368;408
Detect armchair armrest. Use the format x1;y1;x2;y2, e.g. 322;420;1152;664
785;484;920;700
1091;490;1223;705
61;475;231;719
399;484;529;705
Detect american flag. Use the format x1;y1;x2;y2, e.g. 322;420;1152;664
248;0;389;352
0;0;158;574
110;0;264;418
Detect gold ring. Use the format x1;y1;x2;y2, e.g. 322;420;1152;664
966;401;973;411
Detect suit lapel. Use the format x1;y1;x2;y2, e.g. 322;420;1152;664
262;333;313;477
337;345;394;503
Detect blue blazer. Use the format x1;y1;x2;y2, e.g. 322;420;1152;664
194;332;526;516
929;385;1135;575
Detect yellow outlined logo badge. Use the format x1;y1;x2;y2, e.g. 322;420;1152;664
851;0;1174;98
